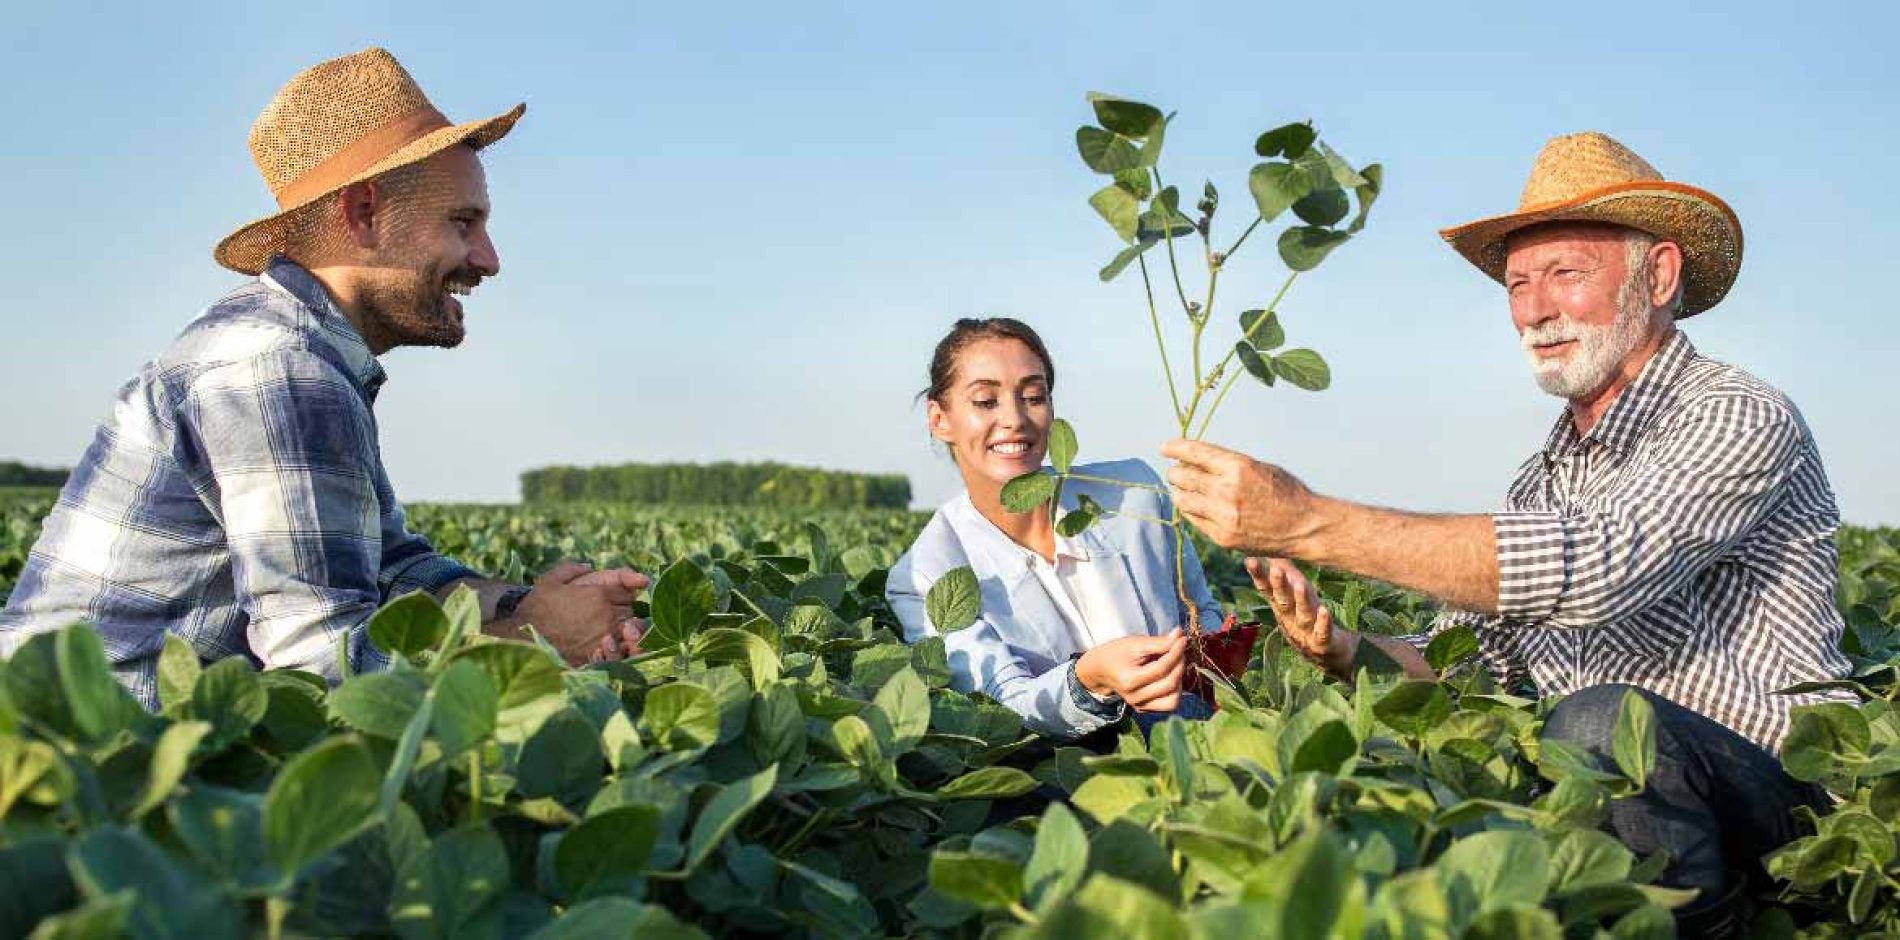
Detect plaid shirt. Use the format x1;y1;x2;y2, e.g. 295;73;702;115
0;257;479;707
1422;330;1853;752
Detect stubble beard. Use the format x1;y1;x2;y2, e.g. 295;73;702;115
358;257;466;351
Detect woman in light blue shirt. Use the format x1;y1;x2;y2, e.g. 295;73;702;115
886;318;1227;739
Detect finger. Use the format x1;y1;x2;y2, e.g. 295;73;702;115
1125;670;1182;706
1127;637;1188;687
1160;437;1230;469
537;560;594;587
1290;573;1316;625
1164;464;1215;496
620;618;647;653
1313;605;1333;647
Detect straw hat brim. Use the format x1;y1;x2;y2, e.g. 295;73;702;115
214;102;526;275
1438;180;1743;318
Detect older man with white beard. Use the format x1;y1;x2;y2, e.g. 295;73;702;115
1161;132;1850;937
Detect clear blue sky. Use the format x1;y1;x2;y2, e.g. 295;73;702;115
3;1;1895;524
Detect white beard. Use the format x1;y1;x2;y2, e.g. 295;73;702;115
1520;289;1657;400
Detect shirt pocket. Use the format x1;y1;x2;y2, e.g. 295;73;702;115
1587;594;1699;681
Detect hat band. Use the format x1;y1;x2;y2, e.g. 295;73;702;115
272;105;452;209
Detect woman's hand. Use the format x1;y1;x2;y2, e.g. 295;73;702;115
1076;629;1189;713
1247;557;1351;673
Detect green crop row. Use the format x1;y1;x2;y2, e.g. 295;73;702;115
519;462;912;510
1;496;1898;938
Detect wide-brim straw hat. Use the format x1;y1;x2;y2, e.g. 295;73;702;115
215;48;525;275
1439;132;1742;317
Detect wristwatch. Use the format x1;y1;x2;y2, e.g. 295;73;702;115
495;585;532;621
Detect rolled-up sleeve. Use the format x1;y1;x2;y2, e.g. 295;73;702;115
1494;395;1805;630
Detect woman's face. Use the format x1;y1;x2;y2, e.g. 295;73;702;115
928;337;1054;492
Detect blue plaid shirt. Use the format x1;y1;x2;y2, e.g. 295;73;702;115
0;256;479;707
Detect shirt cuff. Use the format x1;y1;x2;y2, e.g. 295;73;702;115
382;555;482;601
1493;511;1569;625
1066;659;1126;720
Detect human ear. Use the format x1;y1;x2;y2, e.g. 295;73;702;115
1650;240;1685;311
926;399;954;444
337;182;382;251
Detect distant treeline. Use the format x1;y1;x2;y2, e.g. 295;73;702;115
0;461;68;488
521;462;912;509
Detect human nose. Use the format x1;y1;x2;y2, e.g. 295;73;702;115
469;227;501;278
1512;280;1559;332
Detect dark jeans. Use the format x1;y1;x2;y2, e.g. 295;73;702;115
1541;684;1832;911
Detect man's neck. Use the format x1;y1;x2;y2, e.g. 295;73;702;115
1567;325;1674;437
302;263;392;355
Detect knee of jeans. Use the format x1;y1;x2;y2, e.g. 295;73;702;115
1543;683;1648;753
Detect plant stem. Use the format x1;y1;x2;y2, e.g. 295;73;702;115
1153;167;1196;320
1223;217;1263;259
1099;508;1177;527
1136;255;1185;426
1009;902;1042;925
778;807;832;856
468;749;483;825
1061;472;1168;494
1187;270;1301;437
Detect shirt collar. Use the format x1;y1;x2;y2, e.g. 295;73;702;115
259;255;388;400
1540;329;1698;460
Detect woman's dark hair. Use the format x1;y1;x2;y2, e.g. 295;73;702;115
919;317;1056;405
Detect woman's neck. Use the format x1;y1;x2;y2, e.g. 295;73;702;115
967;475;1056;563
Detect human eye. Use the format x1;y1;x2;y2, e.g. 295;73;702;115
972;398;998;410
1023;393;1049;407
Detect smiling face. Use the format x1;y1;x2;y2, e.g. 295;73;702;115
927;336;1055;495
353;145;499;351
1504;223;1669;402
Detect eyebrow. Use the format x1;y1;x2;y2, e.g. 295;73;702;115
962;375;1048;391
451;205;489;220
1506;253;1599;281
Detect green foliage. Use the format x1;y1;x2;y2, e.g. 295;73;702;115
5;441;1900;936
519;461;910;510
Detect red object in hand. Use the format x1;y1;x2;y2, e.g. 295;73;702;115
1181;614;1260;704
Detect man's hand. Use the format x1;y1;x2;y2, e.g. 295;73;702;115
1162;439;1319;556
1247;557;1354;675
510;561;650;666
1076;630;1189;713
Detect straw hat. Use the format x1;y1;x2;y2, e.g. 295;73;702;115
215;48;525;274
1439;132;1742;317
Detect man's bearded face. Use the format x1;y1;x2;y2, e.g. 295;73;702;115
356;146;498;351
1504;225;1661;402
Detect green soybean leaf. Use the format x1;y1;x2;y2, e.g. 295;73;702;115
1465;907;1562;940
928;852;1023;910
1024;802;1089;910
681;765;778;875
130;719;211;819
1076;127;1142;175
68;827;242;939
1249;161;1313;222
1782;702;1870;782
648;559;716;652
1254;121;1316;159
389;824;510;940
925;565;982;635
1424;624;1480;672
329;670;428;739
1099;241;1155;283
1347;163;1383;234
430;659;498;758
167;786;278;893
192;656;268;749
1088;93;1163;138
1547;829;1633;893
640;683;721;751
1373;681;1451;738
693;628;781;688
368;591;451;658
1611;689;1658;789
1002;471;1056;514
517;706;606;807
1277;226;1353;272
1436;830;1550;918
157;634;201;712
1271;349;1332;391
1056;503;1099;537
1238;308;1285;350
872;666;931;754
938;766;1039;800
1292;187;1351;227
1235;343;1276;387
1114;168;1153;200
1090;184;1141;242
1049;418;1078;474
555;805;661;900
447;641;566;739
264;737;380;879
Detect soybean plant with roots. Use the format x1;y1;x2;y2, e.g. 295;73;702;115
1002;93;1383;648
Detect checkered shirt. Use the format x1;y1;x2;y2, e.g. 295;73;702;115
1420;329;1853;753
0;256;479;707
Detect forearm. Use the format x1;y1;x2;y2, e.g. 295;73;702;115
1295;495;1499;615
431;577;529;635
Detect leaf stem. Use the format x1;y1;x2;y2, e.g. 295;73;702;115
1136;255;1185;426
1189;270;1301;439
468;749;483;825
1009;902;1042;925
1153;168;1196;320
1060;472;1168;494
1223;217;1263;259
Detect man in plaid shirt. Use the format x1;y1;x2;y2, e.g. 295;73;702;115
1163;133;1850;936
0;50;647;706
